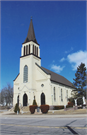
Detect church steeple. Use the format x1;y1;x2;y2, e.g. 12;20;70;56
21;18;40;60
24;18;38;44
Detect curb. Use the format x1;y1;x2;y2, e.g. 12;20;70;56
0;113;87;118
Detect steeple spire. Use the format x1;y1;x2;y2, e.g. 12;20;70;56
24;18;38;44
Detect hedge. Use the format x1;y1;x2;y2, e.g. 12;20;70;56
66;105;73;108
40;105;49;114
29;105;37;114
53;105;64;110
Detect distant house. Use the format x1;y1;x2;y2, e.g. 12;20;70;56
13;19;75;107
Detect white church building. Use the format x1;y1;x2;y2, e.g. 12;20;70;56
13;19;75;107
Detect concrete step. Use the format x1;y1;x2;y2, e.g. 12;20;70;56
20;106;29;112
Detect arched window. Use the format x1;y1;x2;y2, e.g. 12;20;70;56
61;89;63;101
24;46;25;56
54;87;56;101
23;65;28;83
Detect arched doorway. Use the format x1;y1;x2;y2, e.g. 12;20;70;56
41;93;45;105
17;95;19;106
23;93;27;106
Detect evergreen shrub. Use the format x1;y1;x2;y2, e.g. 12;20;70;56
29;105;37;114
32;99;37;106
14;103;20;113
40;105;49;114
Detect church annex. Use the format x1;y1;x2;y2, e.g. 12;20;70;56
13;19;75;107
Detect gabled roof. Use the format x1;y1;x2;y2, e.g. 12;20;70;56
13;73;20;81
24;19;38;44
41;67;75;88
36;63;75;88
36;63;50;75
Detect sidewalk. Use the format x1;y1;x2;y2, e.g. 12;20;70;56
0;110;87;118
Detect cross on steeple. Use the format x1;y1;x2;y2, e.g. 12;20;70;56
31;16;32;20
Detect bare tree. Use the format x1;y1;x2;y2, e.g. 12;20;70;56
0;84;13;106
0;90;5;105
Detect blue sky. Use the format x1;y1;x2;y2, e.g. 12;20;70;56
1;1;86;90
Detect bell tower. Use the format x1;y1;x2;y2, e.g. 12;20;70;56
19;18;41;86
13;18;41;107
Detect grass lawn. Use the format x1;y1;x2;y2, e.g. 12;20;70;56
20;108;87;115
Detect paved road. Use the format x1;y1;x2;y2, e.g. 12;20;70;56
0;115;87;135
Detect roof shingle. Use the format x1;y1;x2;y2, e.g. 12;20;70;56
41;67;75;88
24;19;38;44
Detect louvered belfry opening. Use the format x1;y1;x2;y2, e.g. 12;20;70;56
23;45;31;56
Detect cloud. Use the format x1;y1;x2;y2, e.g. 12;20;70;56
60;57;65;62
65;47;73;54
51;64;65;73
52;60;55;63
67;50;87;70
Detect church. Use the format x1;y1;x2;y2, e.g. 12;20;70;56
13;19;75;107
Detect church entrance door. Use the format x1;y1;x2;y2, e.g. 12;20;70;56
23;93;27;106
41;93;45;105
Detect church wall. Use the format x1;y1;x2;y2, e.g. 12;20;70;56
13;81;37;107
35;79;52;106
35;65;52;106
32;56;41;88
50;82;72;106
